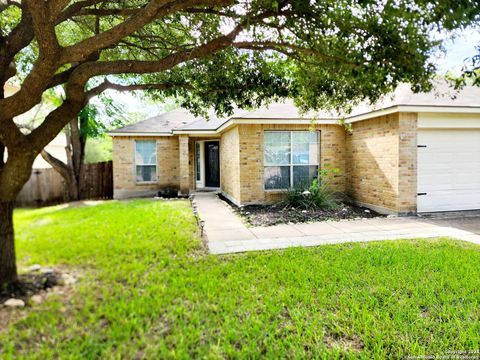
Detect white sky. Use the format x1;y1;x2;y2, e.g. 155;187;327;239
110;28;480;118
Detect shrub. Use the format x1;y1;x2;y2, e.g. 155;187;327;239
281;165;341;210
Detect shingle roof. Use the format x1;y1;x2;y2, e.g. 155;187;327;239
231;100;338;120
174;100;338;131
111;108;202;134
350;81;480;117
110;82;480;135
175;117;229;131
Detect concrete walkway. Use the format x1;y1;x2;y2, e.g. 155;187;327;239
193;192;480;255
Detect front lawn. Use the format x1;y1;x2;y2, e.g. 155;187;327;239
1;200;479;358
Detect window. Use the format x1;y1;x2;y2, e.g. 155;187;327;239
195;142;201;181
135;140;157;182
264;131;319;189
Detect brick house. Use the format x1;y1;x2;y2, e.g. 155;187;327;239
109;83;480;214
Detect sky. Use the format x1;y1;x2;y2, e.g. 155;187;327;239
107;28;480;120
434;28;480;74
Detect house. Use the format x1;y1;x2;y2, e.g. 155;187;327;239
109;82;480;214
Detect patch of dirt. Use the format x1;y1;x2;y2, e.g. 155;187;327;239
323;332;364;353
219;195;383;226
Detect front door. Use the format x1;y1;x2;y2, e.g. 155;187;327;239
205;141;220;187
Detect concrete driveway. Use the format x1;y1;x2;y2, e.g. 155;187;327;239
422;212;480;235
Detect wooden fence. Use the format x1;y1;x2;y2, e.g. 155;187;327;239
81;161;113;200
16;161;113;207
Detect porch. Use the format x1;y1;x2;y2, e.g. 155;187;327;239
179;135;221;194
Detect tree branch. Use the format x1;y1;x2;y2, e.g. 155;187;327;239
233;41;360;68
55;0;106;23
63;25;245;106
24;1;61;54
60;0;234;63
0;2;62;121
47;68;77;89
40;149;71;181
29;30;236;151
0;115;26;148
0;3;34;83
85;80;191;102
67;8;140;18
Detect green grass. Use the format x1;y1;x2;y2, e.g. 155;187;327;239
1;200;479;358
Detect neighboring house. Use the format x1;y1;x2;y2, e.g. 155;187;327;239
4;83;68;169
109;82;480;214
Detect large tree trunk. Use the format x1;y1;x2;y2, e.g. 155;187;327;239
68;118;86;199
0;149;37;287
0;200;17;286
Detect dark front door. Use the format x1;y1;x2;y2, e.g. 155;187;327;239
205;141;220;187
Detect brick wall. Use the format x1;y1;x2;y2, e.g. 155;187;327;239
397;112;417;214
220;127;241;203
112;136;179;199
237;123;347;204
188;139;195;190
345;112;417;214
178;135;189;194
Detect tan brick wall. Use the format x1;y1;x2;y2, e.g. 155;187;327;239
346;114;399;212
220;127;241;203
345;112;417;214
178;135;190;194
189;139;195;190
112;136;179;199
236;124;347;204
397;112;417;214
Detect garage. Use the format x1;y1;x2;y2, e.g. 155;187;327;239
417;124;480;213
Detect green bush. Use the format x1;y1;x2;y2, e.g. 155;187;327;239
281;165;341;210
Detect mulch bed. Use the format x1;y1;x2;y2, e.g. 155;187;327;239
219;195;383;226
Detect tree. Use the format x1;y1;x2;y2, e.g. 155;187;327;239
458;45;480;86
0;0;479;286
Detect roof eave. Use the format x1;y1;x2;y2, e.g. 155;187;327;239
172;130;219;135
214;118;339;133
108;131;173;137
346;105;480;123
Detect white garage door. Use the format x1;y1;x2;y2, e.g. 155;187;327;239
417;129;480;212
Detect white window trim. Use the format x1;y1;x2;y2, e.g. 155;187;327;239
264;130;320;190
195;140;206;188
134;139;158;184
